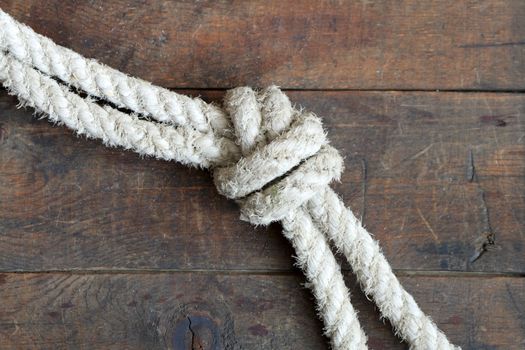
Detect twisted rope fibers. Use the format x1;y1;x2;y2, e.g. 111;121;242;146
0;9;459;350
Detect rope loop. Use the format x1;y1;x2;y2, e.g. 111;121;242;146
213;86;343;225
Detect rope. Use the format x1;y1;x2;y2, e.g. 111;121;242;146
308;188;457;349
0;51;238;167
0;9;230;136
0;8;459;350
217;86;367;348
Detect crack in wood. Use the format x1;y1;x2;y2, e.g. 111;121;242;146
187;316;200;350
458;40;525;48
467;150;496;264
466;149;475;182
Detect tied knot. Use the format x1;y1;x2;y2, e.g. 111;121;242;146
213;86;343;225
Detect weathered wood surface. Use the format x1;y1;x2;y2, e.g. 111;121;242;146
0;272;523;350
0;1;524;349
0;0;524;90
1;91;523;273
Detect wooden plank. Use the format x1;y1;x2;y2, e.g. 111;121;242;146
0;0;524;90
0;272;523;349
300;91;525;274
1;90;524;273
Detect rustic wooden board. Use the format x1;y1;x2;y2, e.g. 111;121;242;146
0;0;524;90
0;1;524;348
0;90;523;273
0;272;523;350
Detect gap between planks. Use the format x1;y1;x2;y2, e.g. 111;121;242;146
166;88;525;94
0;268;524;278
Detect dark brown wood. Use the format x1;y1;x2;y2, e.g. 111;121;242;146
0;272;523;350
0;1;524;348
0;0;524;90
1;91;523;273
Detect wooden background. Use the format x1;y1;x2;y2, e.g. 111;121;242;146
0;1;524;349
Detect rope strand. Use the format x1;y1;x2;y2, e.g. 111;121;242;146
282;207;367;349
0;51;239;167
0;9;231;136
308;188;461;350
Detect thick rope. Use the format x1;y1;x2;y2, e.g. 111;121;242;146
0;8;459;350
0;51;239;168
308;188;459;349
217;86;367;348
0;9;231;136
282;207;366;349
0;52;366;346
215;87;459;350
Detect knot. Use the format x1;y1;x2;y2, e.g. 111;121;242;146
213;86;343;225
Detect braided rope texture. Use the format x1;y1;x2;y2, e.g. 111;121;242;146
0;8;459;350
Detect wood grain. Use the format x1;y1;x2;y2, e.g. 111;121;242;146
0;0;523;90
1;90;523;273
0;1;524;348
0;272;522;350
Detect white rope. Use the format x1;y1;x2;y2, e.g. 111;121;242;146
0;9;231;136
0;8;460;350
0;51;239;168
282;207;367;349
216;86;367;348
308;188;460;349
